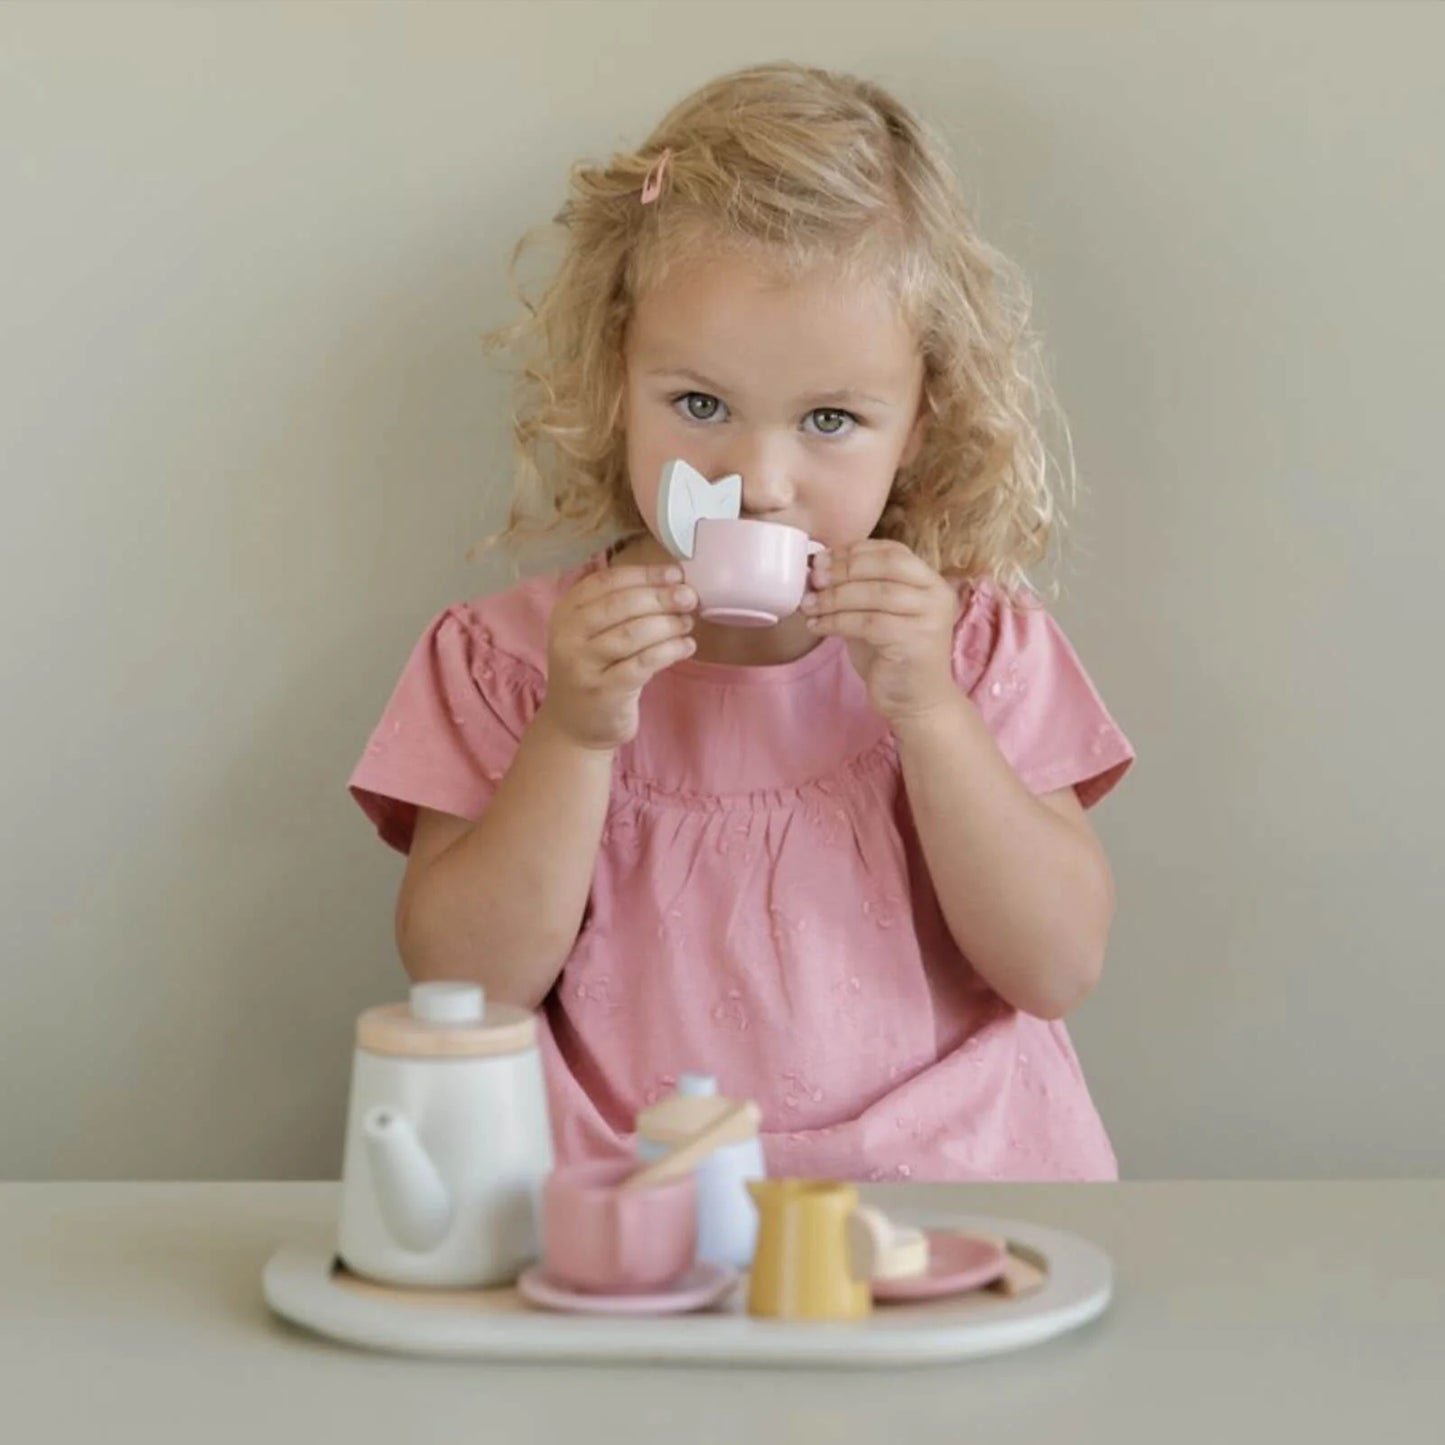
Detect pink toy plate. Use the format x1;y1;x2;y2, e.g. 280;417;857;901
517;1261;739;1317
872;1231;1009;1303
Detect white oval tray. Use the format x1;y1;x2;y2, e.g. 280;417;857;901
264;1211;1110;1367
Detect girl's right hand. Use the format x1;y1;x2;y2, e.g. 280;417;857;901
538;564;699;750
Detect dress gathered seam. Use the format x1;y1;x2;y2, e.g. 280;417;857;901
611;732;900;813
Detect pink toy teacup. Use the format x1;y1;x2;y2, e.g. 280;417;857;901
683;518;826;628
540;1158;698;1294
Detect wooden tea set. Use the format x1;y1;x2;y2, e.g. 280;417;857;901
261;984;1114;1365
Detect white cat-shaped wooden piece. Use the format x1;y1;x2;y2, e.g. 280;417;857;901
656;458;743;559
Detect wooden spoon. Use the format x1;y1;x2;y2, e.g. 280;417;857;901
620;1099;760;1192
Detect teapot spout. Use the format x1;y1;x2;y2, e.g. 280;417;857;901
362;1106;452;1252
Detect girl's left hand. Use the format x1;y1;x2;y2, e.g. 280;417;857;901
801;540;961;724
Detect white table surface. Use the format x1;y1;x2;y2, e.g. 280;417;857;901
1;1181;1439;1444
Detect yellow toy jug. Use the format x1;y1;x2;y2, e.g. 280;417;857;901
745;1179;884;1321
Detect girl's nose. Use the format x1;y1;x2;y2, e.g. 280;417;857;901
733;441;796;516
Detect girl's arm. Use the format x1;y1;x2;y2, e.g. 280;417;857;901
394;708;615;1011
393;562;695;1010
894;693;1115;1020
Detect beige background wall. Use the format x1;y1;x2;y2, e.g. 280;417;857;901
2;0;1439;1180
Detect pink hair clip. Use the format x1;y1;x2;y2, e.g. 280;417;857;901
640;148;673;205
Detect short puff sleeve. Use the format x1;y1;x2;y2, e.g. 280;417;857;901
348;604;544;853
952;582;1134;808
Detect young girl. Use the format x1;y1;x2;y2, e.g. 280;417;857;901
349;63;1134;1182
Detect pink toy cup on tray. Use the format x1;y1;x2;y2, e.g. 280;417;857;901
685;518;825;628
540;1158;698;1294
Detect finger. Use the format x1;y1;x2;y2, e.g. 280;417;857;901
568;562;685;612
803;578;928;618
804;609;916;646
599;630;697;687
577;580;698;643
589;609;695;667
813;541;936;588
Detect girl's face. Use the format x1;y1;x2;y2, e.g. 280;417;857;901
621;250;929;554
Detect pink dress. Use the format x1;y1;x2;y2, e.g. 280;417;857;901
350;546;1135;1181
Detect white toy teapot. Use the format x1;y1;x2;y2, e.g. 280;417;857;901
336;982;553;1288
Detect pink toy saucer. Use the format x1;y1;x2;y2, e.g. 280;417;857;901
517;1260;739;1317
698;606;778;627
872;1231;1010;1304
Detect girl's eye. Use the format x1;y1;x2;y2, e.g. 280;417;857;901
671;392;860;438
674;392;726;423
805;408;857;438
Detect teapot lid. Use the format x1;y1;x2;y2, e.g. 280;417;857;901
636;1072;760;1147
356;983;535;1059
656;459;742;559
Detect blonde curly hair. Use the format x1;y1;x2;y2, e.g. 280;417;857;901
476;61;1077;595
